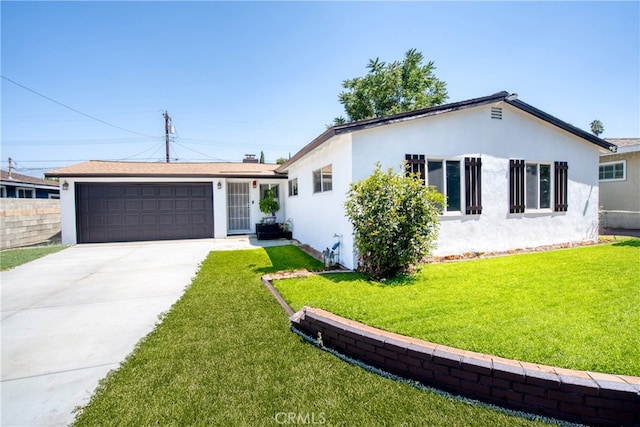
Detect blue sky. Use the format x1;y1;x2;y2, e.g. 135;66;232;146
2;1;639;177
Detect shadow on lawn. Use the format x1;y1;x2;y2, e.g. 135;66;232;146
256;245;419;287
254;245;324;275
612;238;640;248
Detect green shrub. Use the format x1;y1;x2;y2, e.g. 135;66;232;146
258;188;280;215
344;163;444;279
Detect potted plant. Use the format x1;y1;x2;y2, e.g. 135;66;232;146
279;218;293;239
259;188;280;224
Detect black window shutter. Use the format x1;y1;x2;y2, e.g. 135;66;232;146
554;161;568;212
405;154;425;181
465;157;482;214
510;159;525;213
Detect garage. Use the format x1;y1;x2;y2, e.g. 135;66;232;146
76;182;213;243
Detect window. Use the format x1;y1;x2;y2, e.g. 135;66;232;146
0;186;6;198
260;183;279;200
511;159;568;213
427;159;461;212
525;163;551;210
405;154;425;181
288;178;298;197
17;187;35;198
407;155;482;214
313;165;332;193
599;161;625;181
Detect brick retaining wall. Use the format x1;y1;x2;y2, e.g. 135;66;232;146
0;199;61;250
286;304;640;426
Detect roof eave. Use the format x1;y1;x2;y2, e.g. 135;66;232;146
277;91;512;172
505;99;617;153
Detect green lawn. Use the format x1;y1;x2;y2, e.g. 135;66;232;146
73;246;556;426
275;240;640;377
0;245;66;270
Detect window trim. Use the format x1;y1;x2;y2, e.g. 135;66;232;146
288;178;298;197
599;160;626;182
312;164;332;194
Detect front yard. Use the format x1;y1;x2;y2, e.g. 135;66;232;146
73;246;556;426
274;239;640;377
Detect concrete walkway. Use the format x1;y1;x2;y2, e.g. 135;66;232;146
1;237;290;426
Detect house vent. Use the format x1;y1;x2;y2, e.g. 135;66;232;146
491;107;503;120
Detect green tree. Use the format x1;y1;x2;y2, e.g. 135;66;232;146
259;188;279;215
590;119;604;137
335;49;448;124
259;151;265;164
275;157;288;165
344;163;444;280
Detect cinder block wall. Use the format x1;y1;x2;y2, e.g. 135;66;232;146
290;306;640;427
0;199;61;250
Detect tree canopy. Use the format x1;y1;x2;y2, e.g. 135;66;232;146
333;49;448;124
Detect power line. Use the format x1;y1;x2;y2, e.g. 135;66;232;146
172;140;227;161
1;75;158;138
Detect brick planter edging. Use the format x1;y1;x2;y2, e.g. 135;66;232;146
289;306;640;426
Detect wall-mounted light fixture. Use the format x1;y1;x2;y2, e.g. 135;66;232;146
217;181;222;190
62;181;69;191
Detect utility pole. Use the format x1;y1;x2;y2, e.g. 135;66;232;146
8;157;13;178
163;111;171;163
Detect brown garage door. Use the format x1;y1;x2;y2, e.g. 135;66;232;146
76;183;214;243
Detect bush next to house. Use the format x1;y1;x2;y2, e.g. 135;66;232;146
345;163;444;280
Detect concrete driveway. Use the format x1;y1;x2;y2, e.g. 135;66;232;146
1;237;289;426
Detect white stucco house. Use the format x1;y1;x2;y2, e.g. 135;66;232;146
46;160;287;244
47;91;617;269
277;91;617;269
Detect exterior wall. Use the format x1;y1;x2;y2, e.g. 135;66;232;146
58;177;285;245
0;199;61;249
291;102;603;268
599;151;640;214
284;134;354;267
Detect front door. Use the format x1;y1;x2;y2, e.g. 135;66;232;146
227;182;251;234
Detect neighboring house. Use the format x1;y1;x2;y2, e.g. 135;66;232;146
599;138;640;229
277;91;617;270
45;161;286;244
1;169;60;199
